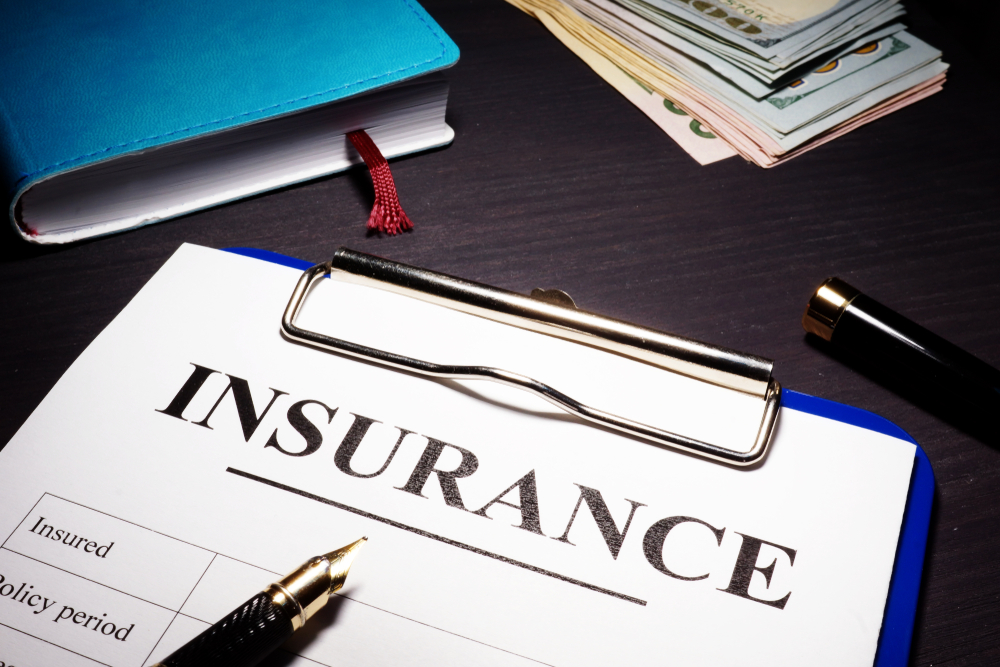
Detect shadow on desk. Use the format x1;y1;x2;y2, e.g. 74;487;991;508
0;219;72;262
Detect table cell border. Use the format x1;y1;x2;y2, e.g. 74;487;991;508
2;493;216;561
0;621;112;666
2;492;554;667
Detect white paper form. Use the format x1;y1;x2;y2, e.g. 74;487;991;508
0;244;916;667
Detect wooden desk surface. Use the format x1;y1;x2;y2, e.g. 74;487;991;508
1;1;997;663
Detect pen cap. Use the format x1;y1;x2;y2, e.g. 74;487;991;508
803;278;1000;412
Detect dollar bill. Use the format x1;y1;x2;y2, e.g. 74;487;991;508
673;31;944;135
633;0;900;58
508;0;736;164
753;33;941;133
504;0;946;167
570;0;905;97
768;70;944;164
549;7;738;163
566;0;942;133
621;0;905;69
769;59;946;148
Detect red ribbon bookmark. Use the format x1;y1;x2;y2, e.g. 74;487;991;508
347;129;413;235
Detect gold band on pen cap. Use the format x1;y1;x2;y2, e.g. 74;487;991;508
802;278;862;341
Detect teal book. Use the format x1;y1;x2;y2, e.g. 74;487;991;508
0;0;459;244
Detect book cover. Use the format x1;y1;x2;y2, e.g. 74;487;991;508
0;0;459;243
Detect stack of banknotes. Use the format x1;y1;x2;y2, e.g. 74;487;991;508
506;0;948;166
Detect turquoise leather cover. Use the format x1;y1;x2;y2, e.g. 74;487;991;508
0;0;458;240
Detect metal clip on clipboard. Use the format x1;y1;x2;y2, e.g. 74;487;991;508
280;248;782;466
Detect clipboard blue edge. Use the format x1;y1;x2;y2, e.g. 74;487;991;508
224;246;934;667
782;390;933;667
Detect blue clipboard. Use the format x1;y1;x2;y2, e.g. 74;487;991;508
225;246;934;667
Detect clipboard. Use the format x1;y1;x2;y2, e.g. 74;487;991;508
279;247;781;467
225;246;934;667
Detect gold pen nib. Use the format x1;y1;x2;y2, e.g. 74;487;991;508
268;537;368;630
325;536;367;594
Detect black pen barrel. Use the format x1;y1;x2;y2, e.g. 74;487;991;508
152;539;365;667
834;294;1000;411
804;278;1000;413
153;591;294;667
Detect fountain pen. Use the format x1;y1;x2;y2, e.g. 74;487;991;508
154;537;366;667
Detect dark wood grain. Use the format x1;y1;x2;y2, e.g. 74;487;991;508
1;1;997;664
